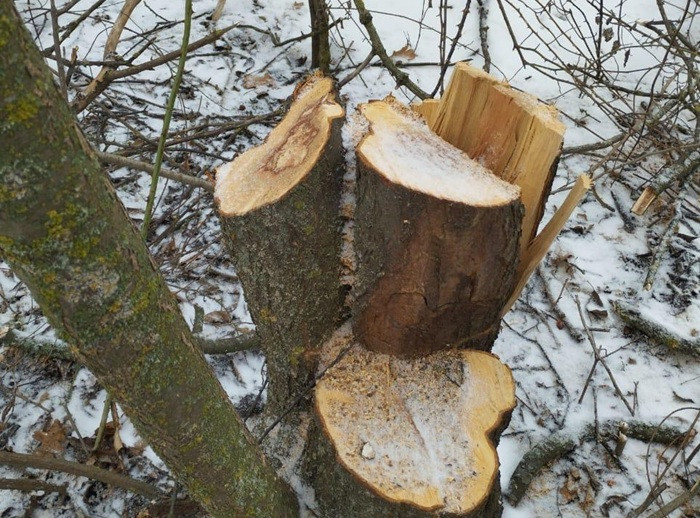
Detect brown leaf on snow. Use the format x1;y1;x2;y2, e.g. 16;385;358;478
242;72;276;89
293;1;304;8
204;310;231;324
391;44;417;61
33;419;67;454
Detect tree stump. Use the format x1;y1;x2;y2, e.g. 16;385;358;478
353;98;523;355
214;64;577;517
215;73;345;409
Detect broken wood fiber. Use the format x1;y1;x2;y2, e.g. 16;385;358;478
214;74;345;406
353;97;523;356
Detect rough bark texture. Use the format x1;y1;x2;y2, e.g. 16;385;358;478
353;141;523;356
216;81;345;409
0;5;296;516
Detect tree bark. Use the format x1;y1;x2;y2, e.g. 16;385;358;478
309;0;331;73
0;4;296;516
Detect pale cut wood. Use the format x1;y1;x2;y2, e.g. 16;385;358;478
426;63;566;256
215;74;345;409
412;98;440;127
353;98;523;356
315;345;515;516
216;75;343;215
502;174;591;314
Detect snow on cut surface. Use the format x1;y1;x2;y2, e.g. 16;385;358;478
315;345;515;513
358;99;521;207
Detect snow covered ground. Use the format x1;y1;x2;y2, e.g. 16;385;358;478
1;0;698;516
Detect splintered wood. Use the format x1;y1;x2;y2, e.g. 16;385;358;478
315;347;515;514
215;74;344;216
414;63;567;256
353;98;523;355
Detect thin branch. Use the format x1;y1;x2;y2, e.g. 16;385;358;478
0;451;161;498
0;478;67;494
575;297;635;416
337;49;374;89
72;24;236;113
96;151;214;192
141;0;193;238
352;0;429;99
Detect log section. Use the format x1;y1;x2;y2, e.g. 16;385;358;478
215;74;345;407
353;98;523;356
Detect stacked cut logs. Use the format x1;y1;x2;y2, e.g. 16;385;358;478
215;65;584;516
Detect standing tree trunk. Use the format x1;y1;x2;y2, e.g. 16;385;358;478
0;4;296;517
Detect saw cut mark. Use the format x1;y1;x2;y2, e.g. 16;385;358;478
315;347;516;514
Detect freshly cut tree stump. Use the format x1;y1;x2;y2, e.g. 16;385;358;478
215;74;345;407
310;335;515;517
353;98;523;356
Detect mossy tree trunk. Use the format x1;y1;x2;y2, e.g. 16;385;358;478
0;4;296;517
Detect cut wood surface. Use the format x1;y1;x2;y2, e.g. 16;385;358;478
315;346;516;515
215;74;343;215
416;63;566;256
353;98;523;356
215;74;345;406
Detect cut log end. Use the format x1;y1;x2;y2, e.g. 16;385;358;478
315;346;515;515
214;73;344;216
357;97;520;207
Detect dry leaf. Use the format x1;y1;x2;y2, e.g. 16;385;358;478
242;72;276;89
204;310;231;324
391;44;417;61
293;1;304;8
33;419;67;454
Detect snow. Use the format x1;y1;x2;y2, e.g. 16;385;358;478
1;0;698;516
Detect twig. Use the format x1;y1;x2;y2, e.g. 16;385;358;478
430;0;471;97
72;24;235;113
352;0;429;99
2;325;258;359
49;0;68;100
0;451;161;498
93;394;112;452
337;50;374;89
41;0;108;57
575;297;635;416
477;0;491;72
141;0;193;239
645;478;699;518
0;478;67;494
95;151;213;192
626;482;668;518
104;0;141;59
612;301;700;358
